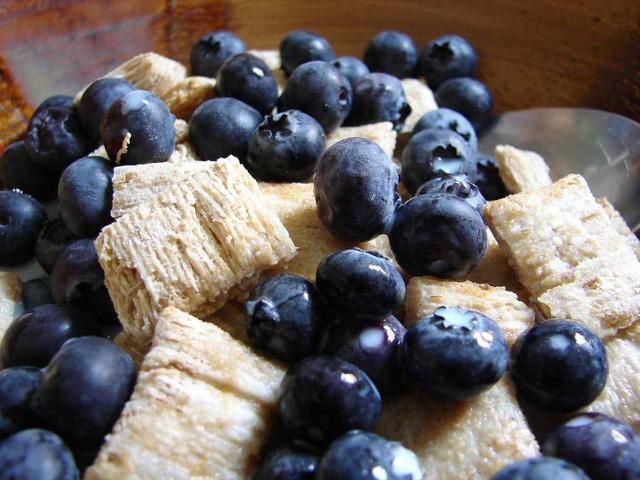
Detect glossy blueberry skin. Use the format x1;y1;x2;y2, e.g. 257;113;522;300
280;30;335;76
0;429;78;480
510;320;608;413
101;89;175;165
491;457;590;480
412;108;478;152
471;154;508;201
277;61;352;133
435;77;493;132
400;307;508;400
542;412;640;480
22;278;54;311
415;173;486;217
401;128;475;195
314;138;399;242
346;73;412;132
39;337;135;448
278;355;381;447
33;95;74;116
216;53;278;115
331;56;370;87
0;304;96;369
316;248;405;318
316;430;422;480
246;110;326;182
190;30;246;78
253;448;319;480
0;141;58;201
418;34;478;90
35;219;81;274
363;31;418;79
0;367;43;440
78;78;136;143
389;193;487;277
0;190;47;266
189;97;262;163
58;156;114;237
244;274;328;364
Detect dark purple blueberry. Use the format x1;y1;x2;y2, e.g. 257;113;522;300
39;337;135;448
346;73;411;132
22;277;54;311
277;61;352;133
78;78;136;142
278;356;381;447
35;219;81;274
216;53;278;115
253;448;319;480
101;89;175;165
542;412;640;480
511;320;608;413
189;97;262;163
331;56;370;87
316;430;422;480
0;429;78;480
0;141;58;201
280;31;335;76
190;30;246;78
389;193;487;277
33;95;74;116
314;138;399;242
0;304;95;369
0;367;43;440
412;108;477;152
244;274;327;364
491;457;590;480
435;77;493;132
0;190;47;266
363;30;418;79
401;128;475;195
246;110;326;182
315;248;405;318
471;154;508;201
57;156;113;237
418;34;478;89
415;173;486;217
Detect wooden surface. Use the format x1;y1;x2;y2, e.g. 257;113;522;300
1;0;639;149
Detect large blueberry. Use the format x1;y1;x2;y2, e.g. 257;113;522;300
190;30;246;78
78;78;136;143
35;219;81;274
277;61;352;133
253;448;319;480
278;355;381;447
435;77;493;132
0;190;47;266
0;141;58;201
246;110;325;182
510;320;608;413
471;154;508;201
331;56;370;87
280;30;335;76
22;277;54;311
418;34;478;89
0;367;43;440
189;97;262;163
415;173;486;217
389;193;487;277
314;138;399;242
363;30;418;79
491;457;590;480
412;108;477;152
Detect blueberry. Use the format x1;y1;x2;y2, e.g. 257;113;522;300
0;304;95;369
363;31;418;79
0;190;47;266
346;73;412;132
415;173;486;217
510;320;608;413
190;30;246;78
278;355;381;446
401;128;475;195
0;141;58;201
491;456;590;480
0;429;78;480
78;78;136;143
0;367;43;440
22;277;54;311
470;154;508;201
57;156;113;237
331;56;370;87
101;89;175;165
542;412;640;480
316;248;405;318
389;193;487;277
33;95;74;116
253;448;319;480
412;108;477;152
316;430;422;480
435;77;493;132
314;138;399;241
244;274;327;364
277;61;352;133
246;110;326;182
39;337;135;448
189;97;262;163
418;34;478;90
216;53;278;115
280;30;335;76
35;219;81;274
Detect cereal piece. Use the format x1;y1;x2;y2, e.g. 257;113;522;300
167;142;199;164
495;145;552;193
485;174;640;338
248;49;286;92
96;157;296;346
597;197;640;260
164;76;217;120
174;118;189;144
401;78;437;134
326;122;397;159
86;307;285;480
114;330;147;370
0;272;21;342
